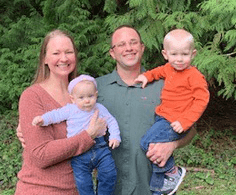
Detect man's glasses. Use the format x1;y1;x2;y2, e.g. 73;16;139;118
111;40;140;49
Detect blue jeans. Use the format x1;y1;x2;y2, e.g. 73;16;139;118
71;136;117;195
140;116;188;192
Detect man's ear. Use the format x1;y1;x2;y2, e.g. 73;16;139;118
109;48;116;60
161;49;168;60
141;43;145;55
95;91;98;98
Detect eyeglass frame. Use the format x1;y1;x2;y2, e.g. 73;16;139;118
111;39;142;50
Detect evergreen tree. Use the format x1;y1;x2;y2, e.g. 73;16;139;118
0;0;236;114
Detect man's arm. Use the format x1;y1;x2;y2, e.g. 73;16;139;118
146;126;197;167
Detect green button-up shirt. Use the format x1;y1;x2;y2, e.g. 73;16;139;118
96;69;163;195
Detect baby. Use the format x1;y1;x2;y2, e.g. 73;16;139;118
32;74;121;195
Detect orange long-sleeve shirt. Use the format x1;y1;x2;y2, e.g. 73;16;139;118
143;63;210;131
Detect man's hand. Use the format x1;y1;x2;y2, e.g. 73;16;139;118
146;142;177;167
147;127;197;167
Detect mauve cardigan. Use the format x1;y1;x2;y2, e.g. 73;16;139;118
15;84;95;195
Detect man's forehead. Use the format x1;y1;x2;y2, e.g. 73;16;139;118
112;27;140;41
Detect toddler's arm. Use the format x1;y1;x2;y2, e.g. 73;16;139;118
109;139;120;149
134;74;148;88
32;116;44;126
171;121;184;133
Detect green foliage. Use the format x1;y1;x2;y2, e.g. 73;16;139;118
0;46;39;112
175;127;236;194
1;0;236;113
0;112;22;191
1;1;236;193
104;0;117;13
175;127;236;172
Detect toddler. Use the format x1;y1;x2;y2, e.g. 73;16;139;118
135;29;210;195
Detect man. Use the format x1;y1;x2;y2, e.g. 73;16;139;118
96;25;197;195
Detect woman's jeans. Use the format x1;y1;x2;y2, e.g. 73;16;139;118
140;116;188;192
71;136;117;195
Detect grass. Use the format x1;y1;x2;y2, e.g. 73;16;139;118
0;111;236;195
176;127;236;194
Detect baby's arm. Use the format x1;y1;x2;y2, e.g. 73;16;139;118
171;121;184;133
109;139;120;149
32;116;44;126
134;74;148;88
96;104;121;148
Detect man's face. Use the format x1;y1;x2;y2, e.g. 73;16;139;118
109;27;145;70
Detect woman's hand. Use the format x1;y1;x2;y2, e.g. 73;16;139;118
86;110;107;139
16;124;26;148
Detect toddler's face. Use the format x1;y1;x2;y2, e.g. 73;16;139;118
70;81;97;112
162;38;196;71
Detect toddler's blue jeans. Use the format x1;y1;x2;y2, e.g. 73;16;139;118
140;115;188;192
71;136;117;195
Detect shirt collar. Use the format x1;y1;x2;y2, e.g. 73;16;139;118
106;67;146;88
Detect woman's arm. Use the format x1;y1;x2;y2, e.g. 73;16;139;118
146;126;197;167
18;87;106;169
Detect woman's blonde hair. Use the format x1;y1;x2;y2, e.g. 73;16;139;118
33;29;78;84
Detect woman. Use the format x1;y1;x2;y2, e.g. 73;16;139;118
15;30;106;195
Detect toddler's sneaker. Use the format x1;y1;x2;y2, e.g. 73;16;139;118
160;166;186;195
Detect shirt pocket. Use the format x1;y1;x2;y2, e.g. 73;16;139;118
136;96;157;126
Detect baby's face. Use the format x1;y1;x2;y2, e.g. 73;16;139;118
70;81;97;112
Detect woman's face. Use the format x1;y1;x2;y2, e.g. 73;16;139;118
44;35;76;79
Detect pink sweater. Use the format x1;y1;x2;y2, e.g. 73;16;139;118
15;84;95;195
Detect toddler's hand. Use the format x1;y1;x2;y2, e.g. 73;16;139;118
134;74;148;88
109;139;120;149
32;116;44;126
171;121;184;133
